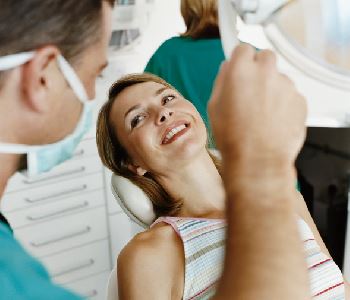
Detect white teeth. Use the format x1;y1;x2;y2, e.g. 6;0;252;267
163;124;186;143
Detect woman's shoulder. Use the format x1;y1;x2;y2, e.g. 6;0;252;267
117;222;183;268
117;222;185;298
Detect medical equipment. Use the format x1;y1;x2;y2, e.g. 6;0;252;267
219;0;350;127
109;0;154;52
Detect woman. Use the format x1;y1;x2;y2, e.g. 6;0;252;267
144;0;225;137
96;73;347;299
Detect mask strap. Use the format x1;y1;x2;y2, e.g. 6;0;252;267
57;55;88;103
0;52;88;103
0;52;35;71
0;143;40;154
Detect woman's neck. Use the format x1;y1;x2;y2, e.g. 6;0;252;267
156;150;226;219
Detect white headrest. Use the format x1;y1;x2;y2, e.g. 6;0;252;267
111;175;155;228
110;149;221;228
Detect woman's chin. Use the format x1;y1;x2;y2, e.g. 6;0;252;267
168;135;207;159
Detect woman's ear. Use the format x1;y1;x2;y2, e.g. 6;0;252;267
127;164;147;176
21;46;60;113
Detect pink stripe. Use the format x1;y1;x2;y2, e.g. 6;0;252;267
304;238;315;243
151;217;181;236
188;280;218;299
163;216;225;222
313;282;344;297
308;258;332;269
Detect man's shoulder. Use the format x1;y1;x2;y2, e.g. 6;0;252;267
0;229;82;299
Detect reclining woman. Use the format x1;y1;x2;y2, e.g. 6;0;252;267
96;72;346;300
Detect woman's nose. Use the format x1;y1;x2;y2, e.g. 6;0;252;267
157;108;173;124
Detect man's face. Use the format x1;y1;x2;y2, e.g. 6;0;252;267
48;1;112;142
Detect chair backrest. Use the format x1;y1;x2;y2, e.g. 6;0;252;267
106;268;118;300
110;149;221;228
111;174;155;228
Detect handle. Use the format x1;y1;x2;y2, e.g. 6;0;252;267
72;149;85;158
52;258;95;277
27;201;89;221
23;166;86;184
82;290;98;298
25;184;87;203
30;226;91;247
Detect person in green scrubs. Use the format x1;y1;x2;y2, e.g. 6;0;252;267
144;0;225;145
0;1;114;298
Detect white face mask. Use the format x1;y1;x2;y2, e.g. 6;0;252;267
0;52;95;177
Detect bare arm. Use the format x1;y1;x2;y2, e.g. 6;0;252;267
214;171;309;300
117;224;184;300
209;44;310;300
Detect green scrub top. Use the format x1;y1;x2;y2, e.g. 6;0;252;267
0;214;82;300
144;36;225;145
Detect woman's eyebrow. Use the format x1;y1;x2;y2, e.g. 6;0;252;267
124;104;141;118
124;87;170;118
154;87;169;96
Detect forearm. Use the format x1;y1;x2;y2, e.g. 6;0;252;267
215;163;310;300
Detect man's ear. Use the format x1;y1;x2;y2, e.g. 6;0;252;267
127;164;147;176
21;46;60;113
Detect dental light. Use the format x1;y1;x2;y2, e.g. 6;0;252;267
218;0;350;127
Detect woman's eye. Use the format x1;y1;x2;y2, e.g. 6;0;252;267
131;115;144;128
163;95;175;105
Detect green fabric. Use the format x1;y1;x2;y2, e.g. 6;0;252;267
144;36;225;146
0;220;82;300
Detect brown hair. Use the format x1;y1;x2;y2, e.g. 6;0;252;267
180;0;220;39
0;0;115;83
96;73;221;218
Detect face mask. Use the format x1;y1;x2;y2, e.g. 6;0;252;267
0;52;95;177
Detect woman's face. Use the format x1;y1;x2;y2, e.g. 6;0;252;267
110;81;207;175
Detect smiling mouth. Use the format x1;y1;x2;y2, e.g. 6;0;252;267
162;123;190;145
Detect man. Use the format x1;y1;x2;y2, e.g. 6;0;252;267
0;1;310;300
210;46;348;299
0;1;114;298
209;45;311;300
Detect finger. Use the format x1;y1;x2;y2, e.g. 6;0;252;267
209;61;229;105
255;49;277;68
229;43;256;65
280;73;295;86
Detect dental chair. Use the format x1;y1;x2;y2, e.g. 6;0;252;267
106;174;156;300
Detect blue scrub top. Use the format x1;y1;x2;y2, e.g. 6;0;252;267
0;213;82;300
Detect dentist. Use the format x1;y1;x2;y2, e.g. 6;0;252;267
0;1;114;298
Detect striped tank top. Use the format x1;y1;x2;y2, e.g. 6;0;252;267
152;216;345;300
